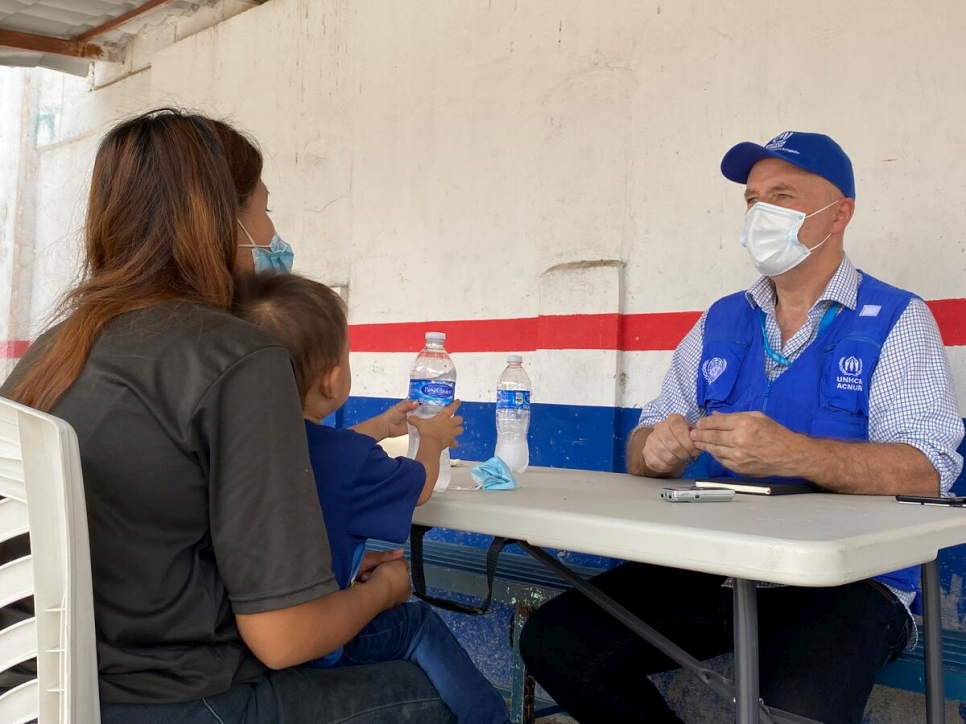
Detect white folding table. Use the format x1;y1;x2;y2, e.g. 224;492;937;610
412;465;966;724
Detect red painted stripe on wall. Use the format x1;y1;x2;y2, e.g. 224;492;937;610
4;298;965;359
1;340;30;359
349;299;966;353
350;318;539;354
346;311;719;353
619;311;704;352
928;299;966;347
350;313;627;353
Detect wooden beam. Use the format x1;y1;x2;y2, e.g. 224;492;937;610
0;28;108;60
75;0;177;42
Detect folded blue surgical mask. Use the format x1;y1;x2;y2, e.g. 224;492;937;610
740;200;836;277
238;220;295;274
470;456;519;490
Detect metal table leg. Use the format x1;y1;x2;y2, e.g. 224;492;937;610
515;542;736;702
515;542;823;724
921;558;946;724
733;579;760;724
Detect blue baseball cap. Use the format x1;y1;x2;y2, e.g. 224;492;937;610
720;131;855;199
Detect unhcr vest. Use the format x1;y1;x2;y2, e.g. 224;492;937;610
692;271;921;609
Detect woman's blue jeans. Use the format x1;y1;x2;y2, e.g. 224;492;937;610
101;659;456;724
333;601;510;724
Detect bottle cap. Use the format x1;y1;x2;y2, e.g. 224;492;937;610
507;354;523;363
425;332;446;342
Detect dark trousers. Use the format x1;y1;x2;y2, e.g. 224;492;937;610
101;660;456;724
519;563;912;724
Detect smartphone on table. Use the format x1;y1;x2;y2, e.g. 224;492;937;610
895;495;966;507
661;486;735;503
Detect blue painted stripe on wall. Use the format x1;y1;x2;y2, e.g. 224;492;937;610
330;396;641;569
333;397;966;491
333;396;643;473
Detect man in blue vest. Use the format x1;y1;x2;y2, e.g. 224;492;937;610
520;131;964;723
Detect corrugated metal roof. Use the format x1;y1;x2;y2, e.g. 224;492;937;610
0;0;210;76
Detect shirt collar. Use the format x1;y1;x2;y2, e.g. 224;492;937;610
744;255;860;314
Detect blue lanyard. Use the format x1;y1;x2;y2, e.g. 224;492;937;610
759;303;840;367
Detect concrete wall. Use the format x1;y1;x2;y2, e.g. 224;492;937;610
142;0;966;416
2;0;965;720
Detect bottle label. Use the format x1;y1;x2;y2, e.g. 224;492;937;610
497;390;531;410
409;379;456;406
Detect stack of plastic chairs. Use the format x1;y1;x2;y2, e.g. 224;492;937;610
0;397;99;723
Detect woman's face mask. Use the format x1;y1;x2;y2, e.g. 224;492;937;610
740;200;837;277
238;220;295;274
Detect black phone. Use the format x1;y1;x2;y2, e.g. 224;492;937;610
895;494;966;507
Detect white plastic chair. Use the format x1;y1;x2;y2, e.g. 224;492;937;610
0;397;100;723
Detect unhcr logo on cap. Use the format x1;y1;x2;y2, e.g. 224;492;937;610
765;131;799;154
720;131;856;198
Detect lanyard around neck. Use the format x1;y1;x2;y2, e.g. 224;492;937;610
759;303;840;368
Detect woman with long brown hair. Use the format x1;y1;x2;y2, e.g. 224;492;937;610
211;118;295;275
1;109;455;723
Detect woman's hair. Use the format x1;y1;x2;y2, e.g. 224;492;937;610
233;273;348;403
7;108;239;411
211;119;263;209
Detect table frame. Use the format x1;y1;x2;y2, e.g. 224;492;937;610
414;467;961;723
509;543;944;724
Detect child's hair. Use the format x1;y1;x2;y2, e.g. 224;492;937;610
233;272;348;402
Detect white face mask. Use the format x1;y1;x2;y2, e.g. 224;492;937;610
740;200;838;277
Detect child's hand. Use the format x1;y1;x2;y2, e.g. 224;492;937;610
350;400;418;442
409;400;464;451
365;558;412;609
382;399;419;438
355;548;405;583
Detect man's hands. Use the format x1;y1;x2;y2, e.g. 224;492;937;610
690;411;805;477
630;410;938;495
630;411;803;479
641;413;699;475
631;410;805;479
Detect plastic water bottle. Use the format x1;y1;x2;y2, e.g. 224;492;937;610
407;332;459;491
495;354;531;473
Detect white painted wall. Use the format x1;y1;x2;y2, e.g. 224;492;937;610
0;0;258;356
3;0;965;412
0;67;91;379
0;68;153;344
145;0;966;411
0;69;27;359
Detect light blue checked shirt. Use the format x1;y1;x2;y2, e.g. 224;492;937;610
638;256;965;644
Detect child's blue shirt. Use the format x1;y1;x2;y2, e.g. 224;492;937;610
304;423;425;589
303;422;425;667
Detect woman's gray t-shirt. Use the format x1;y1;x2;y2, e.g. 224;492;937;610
0;302;339;704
